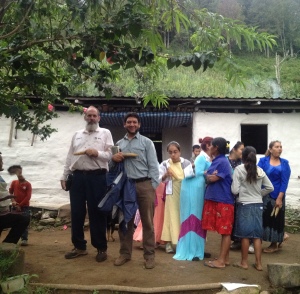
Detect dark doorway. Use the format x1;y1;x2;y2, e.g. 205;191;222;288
241;124;268;154
141;132;163;163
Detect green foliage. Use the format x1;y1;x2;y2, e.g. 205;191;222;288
0;0;277;139
113;55;300;98
0;249;18;278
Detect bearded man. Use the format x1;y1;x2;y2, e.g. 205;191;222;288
60;106;114;262
112;112;159;269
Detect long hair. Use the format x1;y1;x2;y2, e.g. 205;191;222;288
242;146;257;183
265;140;281;156
230;141;244;154
211;137;228;155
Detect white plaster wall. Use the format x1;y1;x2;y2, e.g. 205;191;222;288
0;112;87;209
1;111;299;209
0;112;192;209
193;112;300;208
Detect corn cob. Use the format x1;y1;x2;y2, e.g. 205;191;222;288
270;207;275;217
73;151;86;155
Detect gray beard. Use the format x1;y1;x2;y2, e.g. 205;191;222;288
85;123;98;132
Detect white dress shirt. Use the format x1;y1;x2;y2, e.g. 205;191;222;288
61;127;114;180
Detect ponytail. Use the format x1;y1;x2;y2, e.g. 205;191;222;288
242;146;257;184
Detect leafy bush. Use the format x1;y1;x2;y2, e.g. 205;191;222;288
0;249;18;279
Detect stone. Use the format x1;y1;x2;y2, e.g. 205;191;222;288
217;286;260;294
57;204;71;223
1;275;26;293
39;218;56;225
36;226;45;231
267;263;300;288
41;211;51;219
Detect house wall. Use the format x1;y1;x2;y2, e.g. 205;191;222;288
0;112;192;209
193;112;300;208
0;111;299;209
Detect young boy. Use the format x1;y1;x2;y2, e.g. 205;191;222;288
8;165;32;246
190;144;201;167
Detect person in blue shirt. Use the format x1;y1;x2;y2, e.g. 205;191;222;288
112;112;160;269
202;137;234;269
258;140;291;253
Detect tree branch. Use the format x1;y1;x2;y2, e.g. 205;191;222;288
0;1;34;40
5;35;79;53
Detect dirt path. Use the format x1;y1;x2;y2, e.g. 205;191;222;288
2;227;299;292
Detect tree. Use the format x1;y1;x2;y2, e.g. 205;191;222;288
0;0;276;140
216;0;244;21
247;0;300;57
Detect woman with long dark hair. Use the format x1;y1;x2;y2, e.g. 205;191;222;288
202;137;233;269
231;146;273;270
228;141;244;171
258;140;291;253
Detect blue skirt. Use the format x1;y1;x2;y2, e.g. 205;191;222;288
234;203;263;239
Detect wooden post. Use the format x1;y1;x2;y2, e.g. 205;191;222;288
31;133;36;146
8;118;14;147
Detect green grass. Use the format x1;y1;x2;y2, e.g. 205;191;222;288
110;54;300;98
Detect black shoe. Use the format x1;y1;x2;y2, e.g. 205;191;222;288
204;252;211;258
96;251;107;262
65;248;87;259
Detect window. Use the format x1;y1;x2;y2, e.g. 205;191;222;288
241;124;268;154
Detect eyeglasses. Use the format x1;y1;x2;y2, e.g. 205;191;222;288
168;151;179;155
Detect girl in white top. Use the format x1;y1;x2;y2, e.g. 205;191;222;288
231;146;274;271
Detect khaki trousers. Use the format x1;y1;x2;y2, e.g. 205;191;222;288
118;180;156;260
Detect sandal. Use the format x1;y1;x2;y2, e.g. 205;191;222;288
204;260;226;269
165;242;174;253
263;246;278;253
278;233;289;248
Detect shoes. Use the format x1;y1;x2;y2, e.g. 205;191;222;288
114;255;131;266
278;233;289;248
204;252;211;258
20;240;28;246
230;241;241;250
144;258;155;269
65;248;88;259
96;251;107;262
263;246;278;253
165;242;174;253
248;244;255;254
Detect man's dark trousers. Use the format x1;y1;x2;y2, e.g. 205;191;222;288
0;213;30;244
70;171;107;251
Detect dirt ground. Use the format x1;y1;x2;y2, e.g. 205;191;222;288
2;227;300;293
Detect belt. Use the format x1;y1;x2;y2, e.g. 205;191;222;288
132;177;151;183
74;169;107;175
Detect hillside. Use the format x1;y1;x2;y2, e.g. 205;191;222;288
107;55;300;99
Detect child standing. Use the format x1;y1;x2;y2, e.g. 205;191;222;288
8;165;32;246
160;141;194;253
231;146;274;271
190;144;201;167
